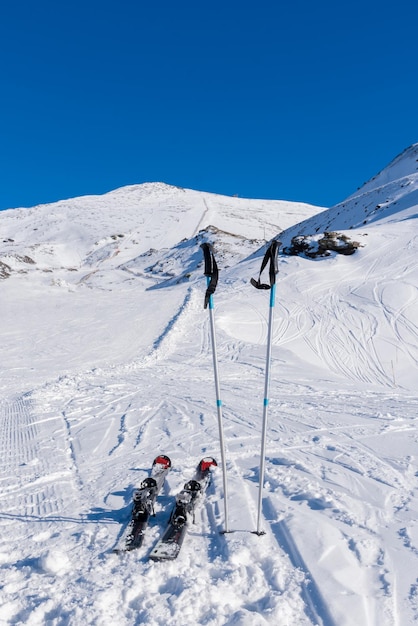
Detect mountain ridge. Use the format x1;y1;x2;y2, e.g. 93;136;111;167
277;143;418;248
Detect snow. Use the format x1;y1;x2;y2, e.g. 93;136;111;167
0;150;417;626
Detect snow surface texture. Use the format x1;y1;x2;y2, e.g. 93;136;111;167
0;145;417;625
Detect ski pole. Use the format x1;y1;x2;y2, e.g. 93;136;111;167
250;240;280;535
201;243;229;533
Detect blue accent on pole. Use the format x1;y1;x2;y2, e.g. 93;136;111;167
263;398;269;406
206;277;215;309
217;399;222;407
269;283;276;307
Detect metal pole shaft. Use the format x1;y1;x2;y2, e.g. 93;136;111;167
208;291;229;533
256;283;276;535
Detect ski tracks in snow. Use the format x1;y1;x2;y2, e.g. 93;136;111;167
0;393;80;522
255;390;418;625
267;238;418;389
0;393;88;623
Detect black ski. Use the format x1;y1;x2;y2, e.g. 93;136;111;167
149;457;217;561
113;454;171;553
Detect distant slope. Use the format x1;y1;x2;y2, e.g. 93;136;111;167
0;183;323;282
276;143;418;246
353;143;418;196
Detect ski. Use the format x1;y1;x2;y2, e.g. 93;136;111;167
113;454;171;553
149;457;217;561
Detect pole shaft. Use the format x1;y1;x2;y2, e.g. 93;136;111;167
207;289;229;532
256;284;276;534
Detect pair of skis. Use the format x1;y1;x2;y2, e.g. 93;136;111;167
113;455;217;560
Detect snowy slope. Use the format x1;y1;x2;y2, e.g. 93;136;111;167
0;185;321;393
0;151;417;626
281;142;418;241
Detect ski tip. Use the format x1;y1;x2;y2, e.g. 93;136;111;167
199;457;217;472
149;544;181;561
153;455;172;469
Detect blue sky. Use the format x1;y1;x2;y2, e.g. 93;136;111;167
1;0;417;211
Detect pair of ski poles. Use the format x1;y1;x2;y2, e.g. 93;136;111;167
201;240;280;536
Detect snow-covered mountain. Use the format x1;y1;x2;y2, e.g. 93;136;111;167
0;146;417;625
0;184;321;280
281;142;418;242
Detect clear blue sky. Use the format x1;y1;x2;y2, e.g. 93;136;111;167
1;0;417;211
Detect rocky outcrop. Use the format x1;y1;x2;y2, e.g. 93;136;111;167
0;261;12;279
283;232;362;258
